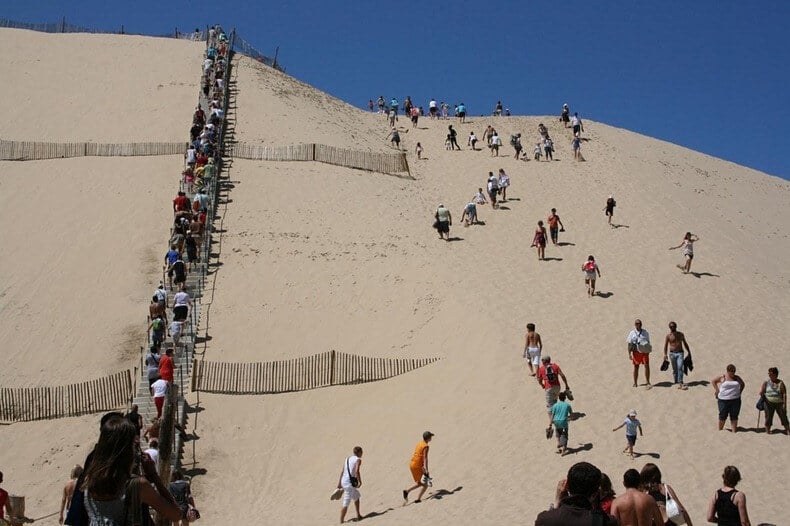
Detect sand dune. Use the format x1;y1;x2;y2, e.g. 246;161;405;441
1;33;789;526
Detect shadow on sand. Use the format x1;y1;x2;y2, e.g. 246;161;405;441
690;271;720;278
565;443;593;455
428;486;464;501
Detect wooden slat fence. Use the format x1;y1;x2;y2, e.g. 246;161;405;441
0;140;185;160
228;142;411;177
0;370;133;423
192;351;439;394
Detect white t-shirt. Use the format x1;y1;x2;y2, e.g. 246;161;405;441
169;321;183;337
186;149;197;163
203;58;213;72
174;292;190;307
152;379;169;398
429;100;437;108
491;135;501;146
571;115;581;126
340;456;360;487
626;329;651;346
144;448;159;466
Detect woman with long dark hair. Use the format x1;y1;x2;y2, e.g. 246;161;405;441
80;415;182;524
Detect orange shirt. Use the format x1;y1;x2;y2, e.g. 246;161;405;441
410;441;429;468
547;214;559;228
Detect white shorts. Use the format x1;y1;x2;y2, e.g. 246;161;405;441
585;271;597;281
527;347;541;366
342;486;360;507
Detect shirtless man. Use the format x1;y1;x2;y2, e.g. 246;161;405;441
610;469;664;526
523;323;543;376
663;321;691;390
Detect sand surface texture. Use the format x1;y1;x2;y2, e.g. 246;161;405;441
1;33;789;525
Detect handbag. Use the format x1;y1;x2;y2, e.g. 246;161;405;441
664;484;686;525
756;395;766;411
346;457;360;488
660;359;669;371
187;506;201;522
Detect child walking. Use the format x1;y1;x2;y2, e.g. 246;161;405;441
612;410;642;459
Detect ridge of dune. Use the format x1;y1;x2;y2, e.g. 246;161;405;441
0;30;788;526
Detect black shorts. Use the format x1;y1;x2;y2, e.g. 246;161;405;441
173;305;188;321
429;107;437;114
437;221;450;234
459;111;466;118
174;273;186;284
573;124;581;134
488;189;498;202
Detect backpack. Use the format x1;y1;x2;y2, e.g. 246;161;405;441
545;364;557;383
583;261;596;272
509;135;517;146
152;318;164;331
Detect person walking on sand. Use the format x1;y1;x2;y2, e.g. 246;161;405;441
415;142;423;160
544;137;554;161
547;208;565;245
537;356;570;409
337;446;363;524
523;323;543;376
712;364;745;433
669;232;699;274
497;169;510;201
434;204;452;241
581;255;601;297
448;125;461;150
759;367;790;435
572;133;581;160
387;127;401;149
612;410;642;459
571;112;584;136
532;221;548;260
490;132;501;156
549;391;573;456
403;431;433;503
663;321;691;390
626;319;653;389
609;469;664;526
468;131;478;150
487;172;500;209
706;466;751;526
604;196;616;226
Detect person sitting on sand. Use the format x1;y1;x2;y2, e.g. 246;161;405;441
669;232;699;274
473;188;488;206
610;469;664;526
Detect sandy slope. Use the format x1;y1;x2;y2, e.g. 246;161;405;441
1;35;789;526
0;29;202;142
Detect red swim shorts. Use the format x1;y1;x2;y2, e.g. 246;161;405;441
631;351;649;365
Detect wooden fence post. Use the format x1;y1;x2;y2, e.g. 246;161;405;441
329;350;336;386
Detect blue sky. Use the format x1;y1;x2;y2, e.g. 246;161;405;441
4;1;788;179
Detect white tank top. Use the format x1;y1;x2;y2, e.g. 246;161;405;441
718;377;741;400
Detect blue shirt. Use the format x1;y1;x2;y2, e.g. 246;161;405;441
551;401;573;429
166;250;180;265
624;417;641;436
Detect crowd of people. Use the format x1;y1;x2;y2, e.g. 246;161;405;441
41;24;230;526
534;461;755;526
